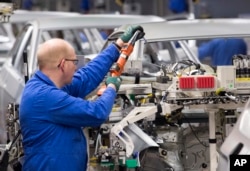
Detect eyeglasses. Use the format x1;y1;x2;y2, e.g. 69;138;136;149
65;58;79;65
57;58;79;68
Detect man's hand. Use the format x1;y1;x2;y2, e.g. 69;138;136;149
120;25;145;43
105;76;122;92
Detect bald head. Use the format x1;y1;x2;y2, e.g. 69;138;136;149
37;38;75;70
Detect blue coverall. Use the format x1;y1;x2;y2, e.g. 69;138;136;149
19;44;120;171
198;38;247;66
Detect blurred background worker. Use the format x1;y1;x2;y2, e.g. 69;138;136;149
19;25;144;171
198;38;247;66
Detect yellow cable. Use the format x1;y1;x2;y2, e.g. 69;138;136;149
215;87;224;96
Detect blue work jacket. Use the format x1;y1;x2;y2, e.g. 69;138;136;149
19;44;119;171
198;38;247;66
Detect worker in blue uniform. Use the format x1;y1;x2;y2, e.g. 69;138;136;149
19;25;144;171
198;38;247;66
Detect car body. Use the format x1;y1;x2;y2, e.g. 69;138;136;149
0;14;165;143
102;18;250;76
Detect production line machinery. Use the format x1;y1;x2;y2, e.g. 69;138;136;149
1;54;250;171
88;57;250;171
0;2;249;170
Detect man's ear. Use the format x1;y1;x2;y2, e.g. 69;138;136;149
58;59;65;71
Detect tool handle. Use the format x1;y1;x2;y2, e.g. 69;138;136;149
110;30;142;77
97;30;142;95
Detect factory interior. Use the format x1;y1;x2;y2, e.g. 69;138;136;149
1;0;250;171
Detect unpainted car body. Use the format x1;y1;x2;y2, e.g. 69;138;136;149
105;18;250;76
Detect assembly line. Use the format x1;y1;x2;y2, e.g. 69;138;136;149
1;1;250;171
